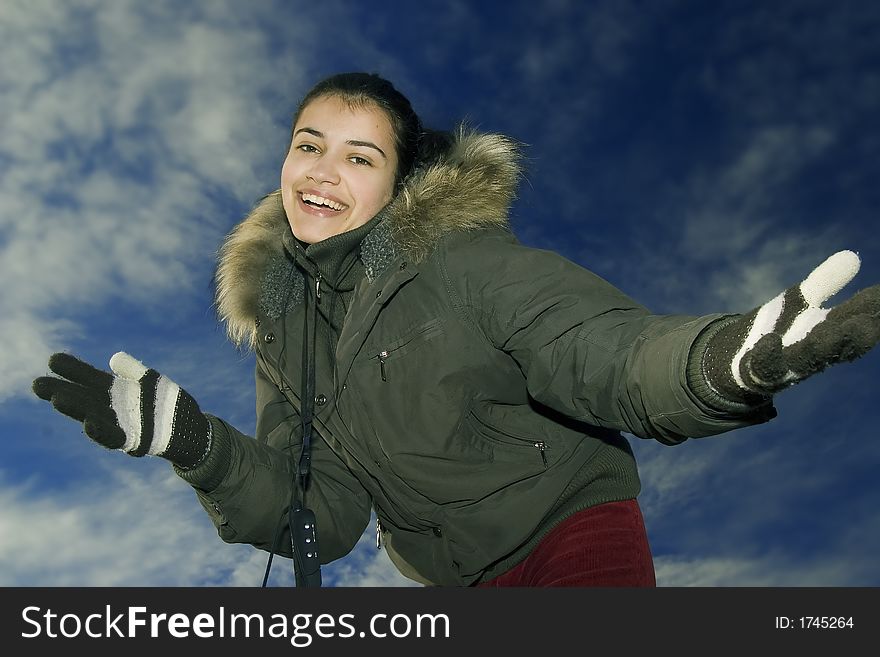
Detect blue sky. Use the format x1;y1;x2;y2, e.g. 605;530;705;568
1;0;878;587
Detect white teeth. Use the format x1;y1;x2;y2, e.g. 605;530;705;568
302;193;345;211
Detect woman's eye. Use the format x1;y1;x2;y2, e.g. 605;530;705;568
297;144;319;153
350;156;372;166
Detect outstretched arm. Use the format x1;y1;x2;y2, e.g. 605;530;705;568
690;250;880;410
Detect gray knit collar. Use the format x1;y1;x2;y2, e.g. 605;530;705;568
258;215;399;321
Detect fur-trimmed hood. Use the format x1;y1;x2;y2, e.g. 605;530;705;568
215;127;523;349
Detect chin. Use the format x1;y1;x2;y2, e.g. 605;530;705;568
290;225;320;245
288;219;332;245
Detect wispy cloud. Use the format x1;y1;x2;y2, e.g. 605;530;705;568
654;490;880;586
0;0;294;402
535;2;880;315
0;464;268;586
655;545;879;587
633;360;880;586
636;124;843;313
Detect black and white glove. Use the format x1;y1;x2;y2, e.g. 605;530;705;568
32;352;212;469
698;250;880;405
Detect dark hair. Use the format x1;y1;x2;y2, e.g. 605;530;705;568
291;72;451;186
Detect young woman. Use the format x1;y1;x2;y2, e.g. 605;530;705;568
33;72;880;587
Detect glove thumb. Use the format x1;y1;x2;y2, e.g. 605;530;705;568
109;351;151;381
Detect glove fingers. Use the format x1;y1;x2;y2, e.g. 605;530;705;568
56;397;124;449
46;383;127;450
825;283;880;324
50;383;111;424
47;352;114;390
32;377;104;424
32;375;70;404
786;314;880;378
36;351;210;468
83;416;127;450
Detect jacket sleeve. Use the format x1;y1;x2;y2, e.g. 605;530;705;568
441;228;775;444
176;356;372;563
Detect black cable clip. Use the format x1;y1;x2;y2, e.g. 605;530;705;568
290;506;322;587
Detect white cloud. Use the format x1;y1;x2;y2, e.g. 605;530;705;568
0;0;294;402
0;463;270;586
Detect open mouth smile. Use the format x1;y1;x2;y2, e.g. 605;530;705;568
299;192;349;214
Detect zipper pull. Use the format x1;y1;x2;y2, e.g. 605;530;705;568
534;441;547;466
315;274;322;301
378;351;388;381
376;518;383;549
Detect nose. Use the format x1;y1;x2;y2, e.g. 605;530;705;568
306;155;340;185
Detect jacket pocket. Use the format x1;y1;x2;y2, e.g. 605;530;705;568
464;403;550;470
379;402;551;507
368;318;445;382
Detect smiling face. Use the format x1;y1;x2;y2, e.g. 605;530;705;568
281;95;399;244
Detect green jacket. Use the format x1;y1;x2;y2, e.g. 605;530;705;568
178;129;773;586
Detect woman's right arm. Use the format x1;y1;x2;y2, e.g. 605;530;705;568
176;358;372;563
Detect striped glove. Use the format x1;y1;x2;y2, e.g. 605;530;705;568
699;250;880;405
32;352;211;469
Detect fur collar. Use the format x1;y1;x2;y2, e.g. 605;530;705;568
215;127;522;349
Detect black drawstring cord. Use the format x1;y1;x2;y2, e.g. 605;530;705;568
261;510;287;587
289;267;322;587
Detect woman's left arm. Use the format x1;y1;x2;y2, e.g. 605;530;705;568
440;230;877;444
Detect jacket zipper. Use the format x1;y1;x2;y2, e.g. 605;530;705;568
378;351;388;381
534;441;547;466
315;274;322;301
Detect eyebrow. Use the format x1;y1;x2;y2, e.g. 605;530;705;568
294;127;387;159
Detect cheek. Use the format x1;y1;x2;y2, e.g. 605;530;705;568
374;172;397;207
349;176;386;212
366;185;394;215
280;157;303;202
280;156;297;185
280;161;298;211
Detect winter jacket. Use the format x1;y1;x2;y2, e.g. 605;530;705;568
177;129;774;586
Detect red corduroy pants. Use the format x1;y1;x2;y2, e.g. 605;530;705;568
475;499;656;587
